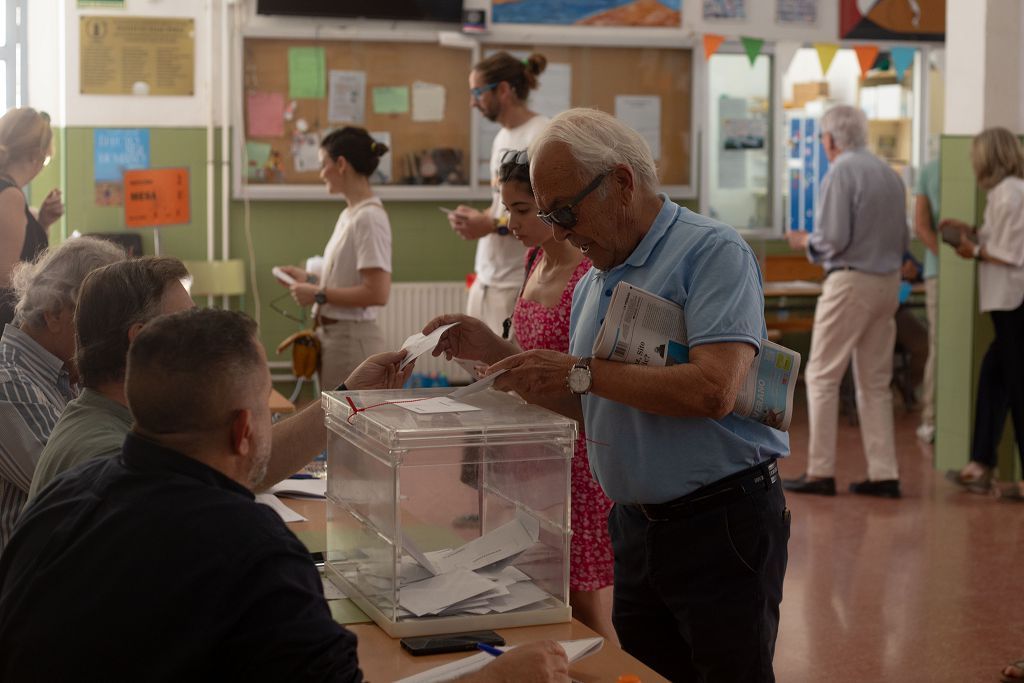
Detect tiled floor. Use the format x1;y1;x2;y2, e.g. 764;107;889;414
775;398;1024;682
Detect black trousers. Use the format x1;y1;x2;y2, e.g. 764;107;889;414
971;300;1024;470
609;483;790;683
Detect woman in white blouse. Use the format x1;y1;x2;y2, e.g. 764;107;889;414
275;128;392;390
941;127;1024;506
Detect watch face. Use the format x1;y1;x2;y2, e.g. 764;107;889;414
568;367;591;394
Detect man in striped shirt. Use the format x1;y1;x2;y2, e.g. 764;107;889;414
0;238;125;550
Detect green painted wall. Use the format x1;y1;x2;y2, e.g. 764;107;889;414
934;135;1018;478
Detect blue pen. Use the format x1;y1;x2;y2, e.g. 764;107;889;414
476;642;504;657
289;473;316;480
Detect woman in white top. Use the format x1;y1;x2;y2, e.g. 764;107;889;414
275;128;392;390
941;128;1024;508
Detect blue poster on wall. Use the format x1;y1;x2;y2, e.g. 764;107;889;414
94;129;150;206
492;0;681;26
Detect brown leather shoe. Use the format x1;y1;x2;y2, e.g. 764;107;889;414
849;479;901;498
782;474;836;496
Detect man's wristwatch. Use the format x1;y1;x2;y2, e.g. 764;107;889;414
314;289;328;305
567;357;593;395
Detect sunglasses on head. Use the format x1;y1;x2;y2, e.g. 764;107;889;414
536;171;610;230
500;149;529;166
470;82;499;100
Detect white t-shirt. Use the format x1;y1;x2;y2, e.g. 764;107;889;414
319;196;392;321
474;114;550;288
978;176;1024;313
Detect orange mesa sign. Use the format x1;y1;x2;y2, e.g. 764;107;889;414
124;168;190;228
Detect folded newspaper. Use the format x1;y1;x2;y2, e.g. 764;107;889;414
592;282;801;431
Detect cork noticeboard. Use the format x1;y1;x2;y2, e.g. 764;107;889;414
242;38;473;187
487;44;693;188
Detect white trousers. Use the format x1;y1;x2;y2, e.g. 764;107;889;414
466;279;520;337
806;270;901;481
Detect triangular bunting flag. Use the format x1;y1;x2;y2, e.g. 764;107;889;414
891;46;916;81
741;37;764;66
814;42;839;76
775;41;800;74
853;45;880;78
703;34;726;61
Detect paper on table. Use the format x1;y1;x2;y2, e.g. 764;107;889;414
246;91;285;138
399;322;459;369
255;493;306;522
398;569;497;617
399;397;480;415
448;369;507;399
431;514;540;574
412;82;446;122
393;638;604;683
322;575;349;601
269;477;326;499
486;580;550;613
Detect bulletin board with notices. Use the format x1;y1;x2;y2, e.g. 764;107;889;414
241;38;473;191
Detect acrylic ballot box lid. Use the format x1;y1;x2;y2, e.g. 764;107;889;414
322;387;578;456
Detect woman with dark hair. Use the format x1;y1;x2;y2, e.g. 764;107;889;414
274;127;392;389
424;150;616;640
446;51;550;335
0;108;64;326
942;128;1024;502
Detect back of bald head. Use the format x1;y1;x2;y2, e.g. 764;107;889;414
126;308;263;439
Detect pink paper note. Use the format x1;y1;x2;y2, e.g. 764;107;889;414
246;91;285;138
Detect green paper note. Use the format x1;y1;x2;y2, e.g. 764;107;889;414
288;47;326;99
245;141;272;180
372;86;410;115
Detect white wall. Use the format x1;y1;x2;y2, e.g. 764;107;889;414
30;0;226;128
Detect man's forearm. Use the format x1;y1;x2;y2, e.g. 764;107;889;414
258;401;326;490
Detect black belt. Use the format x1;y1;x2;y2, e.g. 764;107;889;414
628;460;778;522
825;265;858;277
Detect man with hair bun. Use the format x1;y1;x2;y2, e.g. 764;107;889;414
447;52;550;334
0;237;124;550
784;103;909;499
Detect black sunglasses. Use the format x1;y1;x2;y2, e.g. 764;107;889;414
500;149;529;166
536;171;610;229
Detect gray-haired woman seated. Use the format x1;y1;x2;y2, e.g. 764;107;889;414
0;237;124;551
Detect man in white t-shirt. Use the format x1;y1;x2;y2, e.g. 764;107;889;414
447;52;550;334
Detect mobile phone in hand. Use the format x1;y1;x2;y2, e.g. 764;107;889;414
400;630;505;656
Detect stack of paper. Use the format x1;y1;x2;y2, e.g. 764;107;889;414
270;477;327;499
394;637;604;683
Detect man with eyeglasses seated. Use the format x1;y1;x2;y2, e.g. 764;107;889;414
479;108;790;682
445;51;550;335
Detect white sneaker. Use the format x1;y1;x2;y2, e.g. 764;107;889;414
916;423;935;444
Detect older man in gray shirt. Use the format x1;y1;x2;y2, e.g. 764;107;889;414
784;104;908;498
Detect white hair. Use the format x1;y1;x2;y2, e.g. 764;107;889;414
820;105;868;151
528;108;659;194
12;237;126;328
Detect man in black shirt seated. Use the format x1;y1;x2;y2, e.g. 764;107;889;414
0;308;568;682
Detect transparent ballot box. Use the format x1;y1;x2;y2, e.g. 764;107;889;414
322;387;575;637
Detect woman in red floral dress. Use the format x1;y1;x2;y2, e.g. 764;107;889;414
424;150;615;638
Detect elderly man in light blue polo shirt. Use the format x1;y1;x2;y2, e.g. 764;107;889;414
485;108;790;683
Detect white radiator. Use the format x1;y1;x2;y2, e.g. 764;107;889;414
379;281;470;383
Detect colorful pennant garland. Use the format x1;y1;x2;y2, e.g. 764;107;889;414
814;43;839;76
853;45;880;78
891;46;916;81
703;34;726;61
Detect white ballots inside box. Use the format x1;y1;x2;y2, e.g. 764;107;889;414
322;387;576;637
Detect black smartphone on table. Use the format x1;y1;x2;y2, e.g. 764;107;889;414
400;630;505;656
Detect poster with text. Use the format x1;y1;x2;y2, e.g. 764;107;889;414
94;128;150;206
703;0;745;20
776;0;817;24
